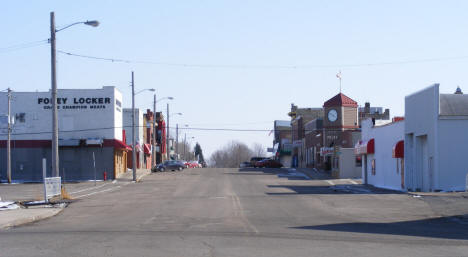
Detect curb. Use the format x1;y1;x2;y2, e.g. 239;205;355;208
1;207;64;230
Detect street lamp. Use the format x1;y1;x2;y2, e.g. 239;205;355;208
152;96;174;168
131;72;155;182
166;104;182;160
50;12;99;177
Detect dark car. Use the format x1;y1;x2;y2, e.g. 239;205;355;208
239;161;251;168
153;160;185;172
250;157;266;168
255;159;283;168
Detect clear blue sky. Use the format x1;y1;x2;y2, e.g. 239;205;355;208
2;1;468;158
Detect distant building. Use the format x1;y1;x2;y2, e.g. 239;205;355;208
359;102;390;125
321;93;361;178
123;108;144;169
288;104;323;168
273;120;292;167
304;118;323;168
155;112;167;163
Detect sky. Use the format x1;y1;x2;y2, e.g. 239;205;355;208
2;0;468;158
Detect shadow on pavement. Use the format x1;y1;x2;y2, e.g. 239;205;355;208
290;215;468;240
238;168;288;175
267;184;404;195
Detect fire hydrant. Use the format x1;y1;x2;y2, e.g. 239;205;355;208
103;171;107;181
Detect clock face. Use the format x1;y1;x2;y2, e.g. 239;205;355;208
328;109;338;122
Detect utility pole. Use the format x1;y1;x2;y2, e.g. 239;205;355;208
166;103;170;160
152;94;157;167
131;71;136;182
183;133;186;161
7;88;12;184
50;12;59;177
176;124;178;159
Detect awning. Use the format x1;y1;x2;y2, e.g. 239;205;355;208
143;144;151;155
354;139;375;155
113;140;132;151
392;140;404;158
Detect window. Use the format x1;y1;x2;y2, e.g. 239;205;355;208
371;159;376;175
15;113;25;123
396;159;399;174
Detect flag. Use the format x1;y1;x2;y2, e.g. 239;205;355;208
336;71;342;79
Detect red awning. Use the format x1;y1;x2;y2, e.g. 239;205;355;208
112;139;132;151
392;140;404;158
354;139;375;155
143;144;151;155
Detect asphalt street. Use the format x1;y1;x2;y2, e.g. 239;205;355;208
1;168;468;257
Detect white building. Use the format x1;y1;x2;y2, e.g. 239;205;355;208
0;86;128;182
405;84;468;192
122;108;144;169
356;119;405;190
1;86;122;141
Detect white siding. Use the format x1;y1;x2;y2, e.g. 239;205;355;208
437;119;468;191
0;86;121;141
361;119;404;190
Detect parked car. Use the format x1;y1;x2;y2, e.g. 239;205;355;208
239;161;251;168
255;159;283;168
153;160;185;172
250;157;266;168
189;161;201;168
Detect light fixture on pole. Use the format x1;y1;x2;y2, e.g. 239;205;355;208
131;76;154;182
50;12;99;177
166;109;182;160
152;96;174;168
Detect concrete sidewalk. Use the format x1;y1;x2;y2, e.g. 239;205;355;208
293;167;333;180
0;169;151;230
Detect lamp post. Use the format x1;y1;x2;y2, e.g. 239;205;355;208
166;106;182;160
131;73;154;181
50;12;99;177
6;88;12;184
152;96;173;168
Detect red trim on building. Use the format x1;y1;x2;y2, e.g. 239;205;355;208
323;93;358;108
354;139;375;155
392;140;404;158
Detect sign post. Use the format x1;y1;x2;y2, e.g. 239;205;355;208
42;158;62;203
43;158;47;203
93;152;97;186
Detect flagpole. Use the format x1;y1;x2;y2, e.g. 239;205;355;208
340;77;342;93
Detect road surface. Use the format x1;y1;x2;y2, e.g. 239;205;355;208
1;168;467;257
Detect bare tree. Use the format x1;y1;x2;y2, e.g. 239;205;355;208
209;141;254;168
251;143;266;157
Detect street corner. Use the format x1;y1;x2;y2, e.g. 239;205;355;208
0;201;66;230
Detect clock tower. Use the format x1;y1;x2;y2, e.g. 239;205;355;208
323;93;358;148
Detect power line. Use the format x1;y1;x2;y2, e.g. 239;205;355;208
0;125;350;137
0;39;49;54
57;49;468;69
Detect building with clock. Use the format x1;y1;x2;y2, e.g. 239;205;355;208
320;93;361;178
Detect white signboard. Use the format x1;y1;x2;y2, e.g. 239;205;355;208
45;177;61;198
